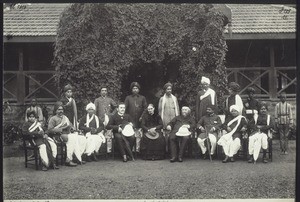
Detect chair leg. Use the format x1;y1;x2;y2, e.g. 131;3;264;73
24;148;28;168
269;141;272;162
34;148;39;170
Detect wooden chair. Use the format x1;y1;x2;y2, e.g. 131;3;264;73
22;133;41;170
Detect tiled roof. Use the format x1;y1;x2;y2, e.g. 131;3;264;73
3;3;70;36
3;4;296;37
226;4;296;33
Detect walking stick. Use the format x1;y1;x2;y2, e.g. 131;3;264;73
205;127;212;162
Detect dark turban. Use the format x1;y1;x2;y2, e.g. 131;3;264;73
64;84;73;92
246;87;255;94
228;82;240;92
53;101;64;113
130;82;141;90
163;82;172;91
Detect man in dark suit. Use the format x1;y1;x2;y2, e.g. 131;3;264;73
166;106;196;163
106;103;136;162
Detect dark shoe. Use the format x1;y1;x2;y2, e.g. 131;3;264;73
92;153;98;162
230;157;235;162
170;157;176;163
65;161;77;167
178;157;183;162
202;153;207;160
42;166;48;171
86;155;92;162
123;155;127;162
263;158;268;163
52;164;59;169
222;156;229;163
248;155;254;163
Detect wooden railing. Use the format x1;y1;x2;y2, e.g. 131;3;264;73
3;70;59;103
226;66;296;99
3;66;296;103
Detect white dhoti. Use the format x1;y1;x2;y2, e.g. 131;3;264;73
218;133;241;157
39;137;57;167
197;133;217;155
65;132;82;162
105;130;113;153
248;132;268;161
77;134;87;157
85;131;106;156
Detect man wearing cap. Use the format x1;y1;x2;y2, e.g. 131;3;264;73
217;105;247;163
197;105;222;159
244;87;260;123
94;87;117;153
61;84;78;130
248;102;274;163
196;76;217;123
124;82;147;153
48;101;84;166
106;103;136;162
225;82;244;118
275;92;293;155
158;82;180;128
166;106;196;162
79;103;106;162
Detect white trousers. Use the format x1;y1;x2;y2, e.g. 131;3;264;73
248;132;268;161
85;132;106;156
197;134;217;155
65;132;83;162
220;137;241;157
39;137;57;167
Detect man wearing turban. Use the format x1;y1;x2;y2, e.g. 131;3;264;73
60;84;78;130
48;101;84;166
225;82;244;119
196;76;217;123
217;105;247;163
248;102;274;163
79;103;106;162
124;82;147;153
244;87;261;123
158;82;180;128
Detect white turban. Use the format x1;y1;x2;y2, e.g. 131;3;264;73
86;103;96;111
230;105;241;114
201;76;210;84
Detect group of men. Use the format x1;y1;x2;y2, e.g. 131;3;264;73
22;76;294;171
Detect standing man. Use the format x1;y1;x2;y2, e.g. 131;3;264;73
275;92;293;155
196;76;217;123
124;82;147;153
60;84;78;130
94;87;117;124
158;82;180;128
94;87;117;153
166;106;196;162
225;82;244;118
244;87;260;123
25;98;44;125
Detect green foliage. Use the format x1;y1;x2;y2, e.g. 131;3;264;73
53;3;228;114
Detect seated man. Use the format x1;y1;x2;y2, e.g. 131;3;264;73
140;104;166;160
248;103;274;164
106;103;136;162
48;101;84;167
166;106;196;163
79;103;106;162
217;105;247;163
197;105;222;159
22;111;58;171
